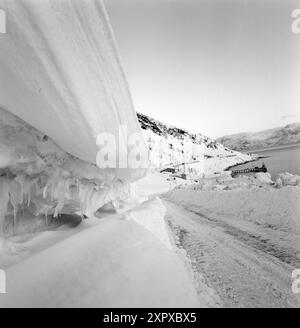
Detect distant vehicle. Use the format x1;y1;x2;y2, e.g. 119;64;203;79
231;163;267;177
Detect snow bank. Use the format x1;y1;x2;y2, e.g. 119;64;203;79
254;172;274;185
0;0;147;170
0;108;144;236
131;170;186;198
0;209;200;307
275;172;300;187
125;198;172;249
179;173;275;192
0;0;150;235
167;183;300;231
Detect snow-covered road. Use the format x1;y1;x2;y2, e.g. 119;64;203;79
164;199;300;308
1;172;299;307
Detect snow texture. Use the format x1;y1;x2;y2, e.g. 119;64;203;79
125;197;172;250
0;0;150;234
0;199;201;308
0;108;148;236
275;172;300;187
0;0;147;172
166;174;300;232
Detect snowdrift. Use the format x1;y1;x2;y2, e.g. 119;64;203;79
0;210;200;307
0;0;149;235
0;0;147;168
275;172;300;187
166;175;300;231
0;108;146;236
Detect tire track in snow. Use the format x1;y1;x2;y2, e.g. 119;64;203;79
164;199;300;308
188;209;300;267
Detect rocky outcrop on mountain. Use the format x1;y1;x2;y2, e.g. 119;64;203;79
137;113;252;175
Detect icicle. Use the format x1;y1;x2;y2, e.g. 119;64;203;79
43;182;49;199
9;180;23;228
14;175;25;203
0;178;10;235
27;185;31;206
50;180;55;202
45;210;48;226
65;179;70;199
53;179;66;218
76;178;80;193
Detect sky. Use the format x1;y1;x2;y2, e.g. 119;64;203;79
105;0;300;138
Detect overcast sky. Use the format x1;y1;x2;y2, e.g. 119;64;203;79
105;0;300;138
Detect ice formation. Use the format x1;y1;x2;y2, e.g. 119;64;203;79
0;0;148;235
0;0;146;167
0;108;145;235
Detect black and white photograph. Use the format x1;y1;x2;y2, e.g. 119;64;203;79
0;0;299;312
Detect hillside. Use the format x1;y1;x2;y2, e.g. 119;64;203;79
137;112;252;175
217;123;300;151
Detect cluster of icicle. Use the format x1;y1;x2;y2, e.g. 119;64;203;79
0;108;133;236
0;174;131;236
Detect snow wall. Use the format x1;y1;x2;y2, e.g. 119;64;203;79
0;0;146;167
0;0;149;235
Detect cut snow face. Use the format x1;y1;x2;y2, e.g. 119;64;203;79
0;108;145;236
0;0;148;172
0;211;201;308
0;0;150;235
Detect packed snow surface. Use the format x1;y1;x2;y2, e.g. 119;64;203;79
166;174;300;232
163;173;300;307
1;171;299;307
0;198;202;308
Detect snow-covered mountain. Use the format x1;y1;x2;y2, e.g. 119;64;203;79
217;123;300;151
137;113;252;175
